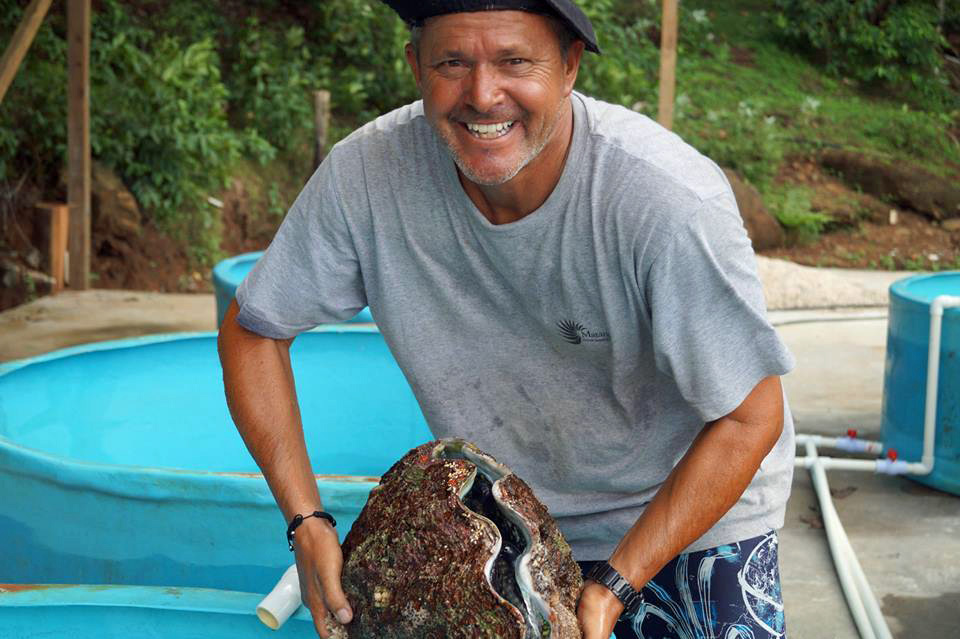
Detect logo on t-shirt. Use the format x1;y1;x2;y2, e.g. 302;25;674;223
557;319;610;345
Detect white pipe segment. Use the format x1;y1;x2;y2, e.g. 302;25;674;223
770;312;888;328
805;442;878;639
795;295;960;476
795;456;879;472
795;434;883;455
838;509;893;639
257;564;302;630
917;295;960;474
787;296;960;639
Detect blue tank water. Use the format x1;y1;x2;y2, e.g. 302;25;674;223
881;272;960;495
212;251;374;327
0;329;431;592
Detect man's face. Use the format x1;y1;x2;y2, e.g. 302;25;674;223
406;11;583;187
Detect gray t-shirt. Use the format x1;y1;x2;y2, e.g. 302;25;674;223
236;92;796;559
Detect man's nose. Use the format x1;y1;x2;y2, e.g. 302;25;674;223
464;64;503;114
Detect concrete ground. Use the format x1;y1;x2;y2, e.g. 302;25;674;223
1;258;957;638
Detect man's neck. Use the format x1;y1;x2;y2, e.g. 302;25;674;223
459;102;574;226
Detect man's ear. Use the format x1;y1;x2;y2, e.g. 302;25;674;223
563;40;585;95
405;42;422;89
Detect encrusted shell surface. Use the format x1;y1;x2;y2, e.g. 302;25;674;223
337;439;583;639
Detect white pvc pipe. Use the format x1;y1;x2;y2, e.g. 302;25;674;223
916;295;960;474
841;522;892;639
795;294;960;476
257;564;302;630
795;457;879;471
795;434;883;455
787;296;960;639
771;312;888;328
795;455;926;475
805;442;877;639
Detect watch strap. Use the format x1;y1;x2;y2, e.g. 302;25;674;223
585;561;644;614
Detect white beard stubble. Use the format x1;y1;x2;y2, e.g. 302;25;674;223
437;99;567;187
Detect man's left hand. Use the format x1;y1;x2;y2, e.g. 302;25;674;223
577;581;624;639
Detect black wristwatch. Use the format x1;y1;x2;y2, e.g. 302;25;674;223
585;561;645;615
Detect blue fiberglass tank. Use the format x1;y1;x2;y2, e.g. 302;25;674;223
0;329;431;592
882;272;960;495
213;251;374;327
0;585;321;639
0;585;620;639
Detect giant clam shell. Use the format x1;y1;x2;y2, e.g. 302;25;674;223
338;439;582;638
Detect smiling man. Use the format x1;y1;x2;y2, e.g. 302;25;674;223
218;2;796;639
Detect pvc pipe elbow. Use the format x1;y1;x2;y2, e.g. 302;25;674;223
257;564;302;630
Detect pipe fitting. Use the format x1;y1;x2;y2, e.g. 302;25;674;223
834;437;882;454
874;459;910;476
257;564;302;630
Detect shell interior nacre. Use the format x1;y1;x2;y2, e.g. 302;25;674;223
448;447;549;638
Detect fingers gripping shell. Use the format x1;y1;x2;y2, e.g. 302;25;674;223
337;439;583;639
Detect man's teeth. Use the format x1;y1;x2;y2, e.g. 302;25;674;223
465;121;515;138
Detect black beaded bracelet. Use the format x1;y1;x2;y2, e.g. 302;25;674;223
286;511;336;551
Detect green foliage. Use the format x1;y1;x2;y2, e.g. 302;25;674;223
90;1;243;262
1;0;246;263
302;0;417;124
576;0;727;109
773;0;952;104
223;18;319;162
576;0;658;107
765;186;832;243
0;1;67;185
677;100;786;189
858;105;957;163
2;0;958;268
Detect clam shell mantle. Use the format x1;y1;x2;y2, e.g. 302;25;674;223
338;439;583;638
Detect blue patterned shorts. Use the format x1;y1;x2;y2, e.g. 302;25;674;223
579;532;786;639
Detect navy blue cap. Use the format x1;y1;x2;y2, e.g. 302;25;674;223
381;0;600;54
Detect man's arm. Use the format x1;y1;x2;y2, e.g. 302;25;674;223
577;375;785;638
217;299;353;638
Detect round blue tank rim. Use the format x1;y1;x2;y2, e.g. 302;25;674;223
0;325;381;375
889;271;960;308
211;250;264;290
0;435;378;504
0;583;311;622
0;329;382;501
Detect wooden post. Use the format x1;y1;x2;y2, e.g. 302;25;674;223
313;89;331;171
0;0;54;105
657;0;679;130
36;202;69;291
67;0;91;290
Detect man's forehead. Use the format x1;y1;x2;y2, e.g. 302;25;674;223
381;0;600;54
421;13;551;54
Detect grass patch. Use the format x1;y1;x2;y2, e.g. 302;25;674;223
764;185;833;244
669;2;960;189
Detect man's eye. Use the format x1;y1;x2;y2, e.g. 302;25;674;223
507;58;528;65
440;60;462;68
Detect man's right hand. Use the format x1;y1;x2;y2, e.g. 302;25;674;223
219;302;353;637
292;515;354;638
